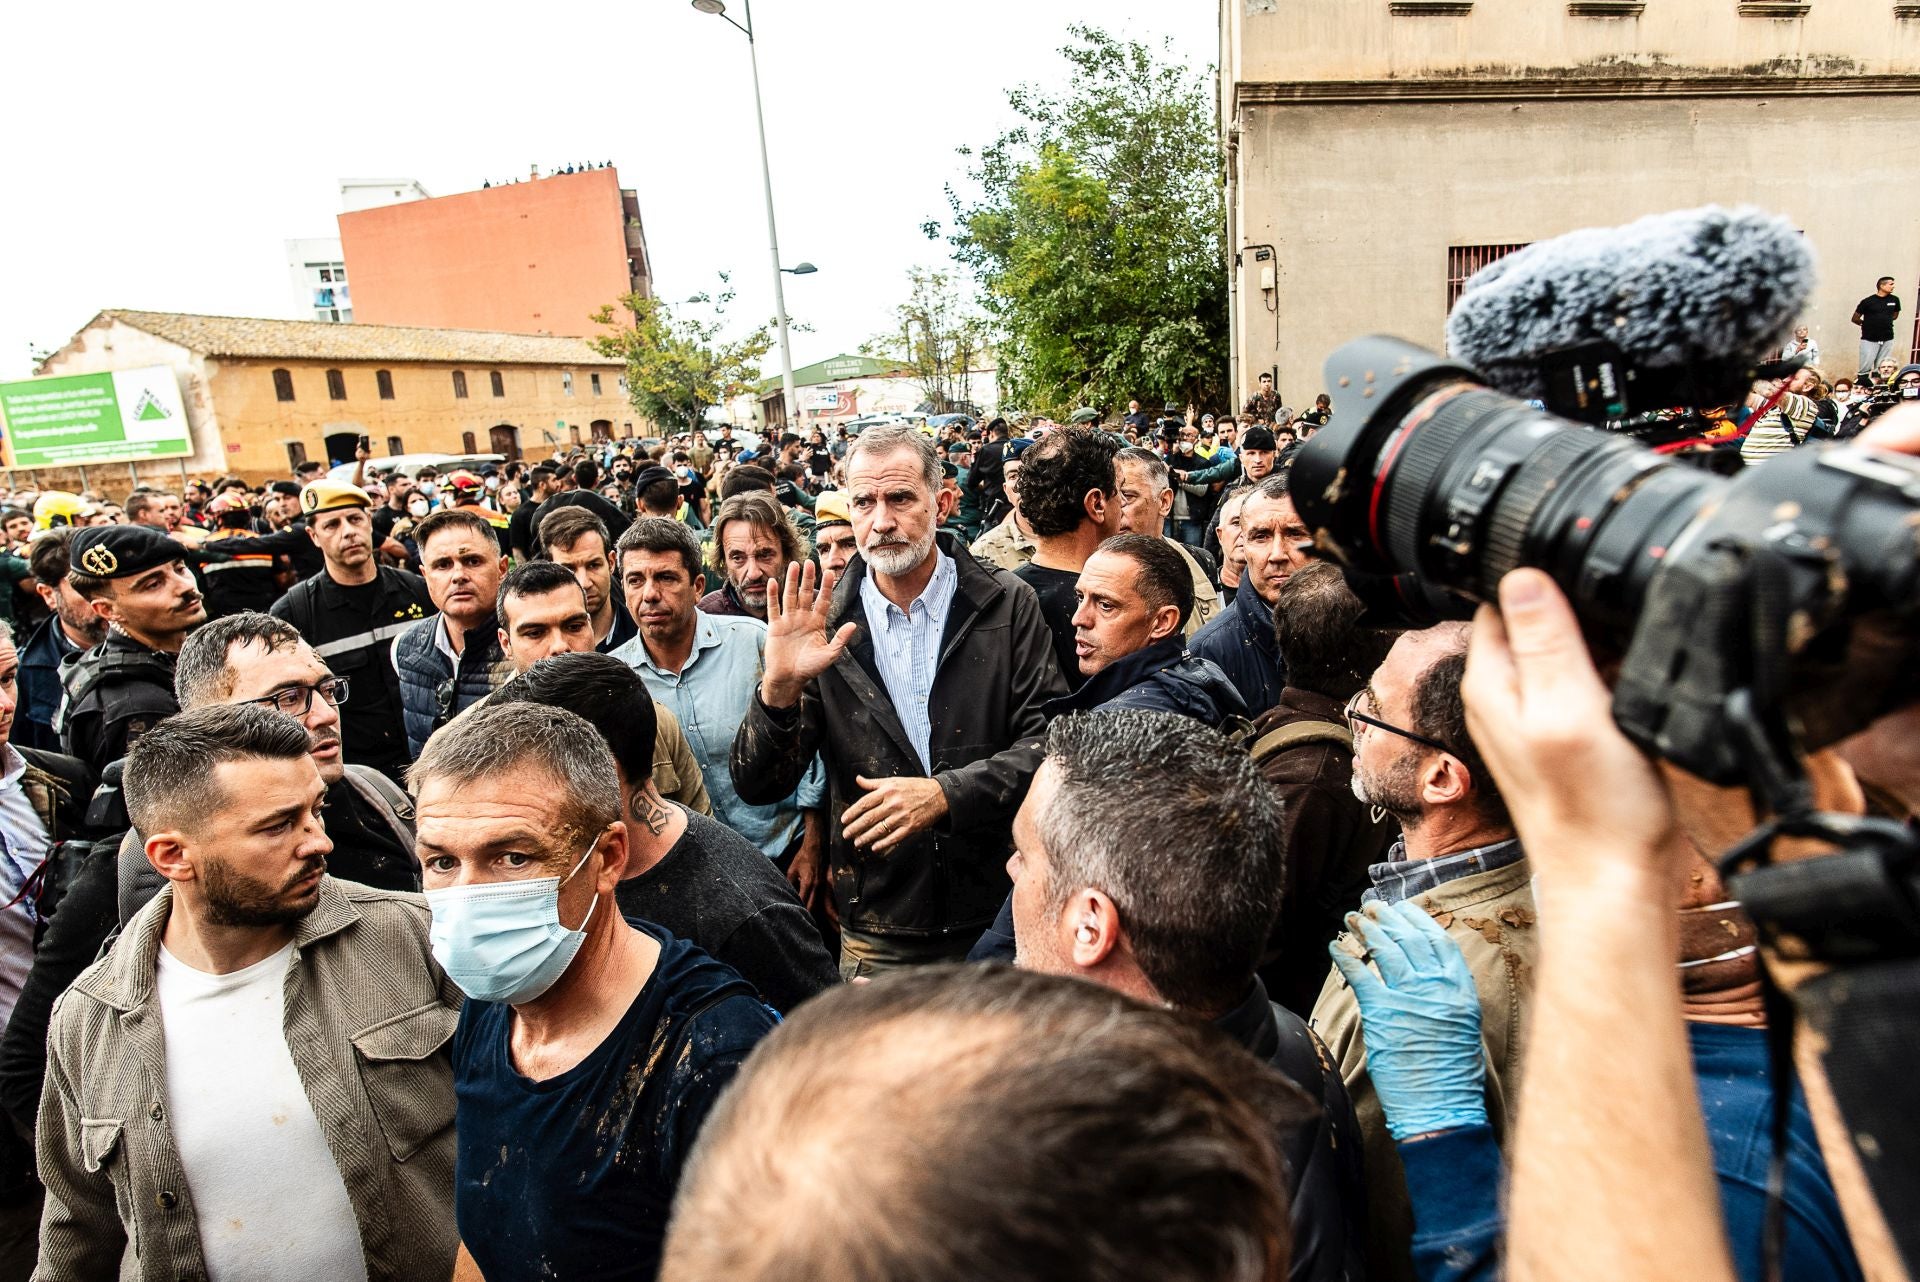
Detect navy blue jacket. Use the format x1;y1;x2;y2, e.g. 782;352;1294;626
17;617;78;753
394;612;504;758
1189;574;1286;717
1043;634;1248;728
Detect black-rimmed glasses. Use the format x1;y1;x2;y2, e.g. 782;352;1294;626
1343;688;1452;754
245;677;350;717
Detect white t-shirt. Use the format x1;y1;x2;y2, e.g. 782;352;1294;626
154;940;370;1282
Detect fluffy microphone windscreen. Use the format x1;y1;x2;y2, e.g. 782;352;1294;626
1445;205;1816;402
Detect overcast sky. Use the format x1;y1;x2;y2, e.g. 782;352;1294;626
0;0;1213;382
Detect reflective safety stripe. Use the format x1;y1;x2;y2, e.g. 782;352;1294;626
313;621;419;659
201;558;277;574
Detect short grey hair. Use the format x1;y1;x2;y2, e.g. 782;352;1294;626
1249;471;1291;503
1037;711;1286;1016
844;424;940;493
408;702;620;851
0;619;14;648
1115;447;1171;495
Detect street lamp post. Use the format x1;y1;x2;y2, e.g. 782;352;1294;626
692;0;803;430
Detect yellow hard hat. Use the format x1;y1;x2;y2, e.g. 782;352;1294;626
813;490;851;529
32;492;87;530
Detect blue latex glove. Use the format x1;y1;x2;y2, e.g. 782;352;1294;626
1330;899;1489;1141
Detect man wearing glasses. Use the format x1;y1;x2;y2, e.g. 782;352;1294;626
1307;622;1533;1282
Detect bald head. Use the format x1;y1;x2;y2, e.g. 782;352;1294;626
662;965;1298;1282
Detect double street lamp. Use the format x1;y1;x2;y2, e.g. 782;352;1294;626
691;0;809;429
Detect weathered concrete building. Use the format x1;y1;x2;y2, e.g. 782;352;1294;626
31;310;630;489
1220;0;1920;407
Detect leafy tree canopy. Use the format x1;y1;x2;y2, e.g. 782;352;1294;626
589;276;773;434
942;26;1224;418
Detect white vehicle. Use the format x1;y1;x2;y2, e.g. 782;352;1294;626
326;452;505;483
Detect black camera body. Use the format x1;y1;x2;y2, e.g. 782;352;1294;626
1292;336;1920;787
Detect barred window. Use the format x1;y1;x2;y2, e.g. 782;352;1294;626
1447;243;1530;313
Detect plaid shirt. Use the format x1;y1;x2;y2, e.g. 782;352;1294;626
1363;838;1525;907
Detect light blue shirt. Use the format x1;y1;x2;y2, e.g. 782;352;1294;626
612;612;825;860
858;548;958;773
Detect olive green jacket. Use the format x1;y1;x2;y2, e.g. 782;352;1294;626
34;877;462;1281
1309;855;1539;1282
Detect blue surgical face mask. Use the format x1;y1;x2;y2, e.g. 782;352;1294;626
426;834;602;1005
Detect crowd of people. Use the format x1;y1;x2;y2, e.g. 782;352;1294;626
0;372;1901;1282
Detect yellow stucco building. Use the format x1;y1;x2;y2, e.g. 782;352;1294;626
27;310;634;491
1221;0;1920;408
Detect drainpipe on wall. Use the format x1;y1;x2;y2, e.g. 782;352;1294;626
1224;113;1242;416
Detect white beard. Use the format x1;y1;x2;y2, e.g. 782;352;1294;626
863;526;934;577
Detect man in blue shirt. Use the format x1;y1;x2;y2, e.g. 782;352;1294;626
610;517;826;874
412;700;777;1281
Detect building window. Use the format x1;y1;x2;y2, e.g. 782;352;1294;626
618;376;628;395
562;371;575;397
453;370;469;399
326;369;347;401
1447;243;1531;313
286;442;309;470
591;373;603;396
376;369;394;400
569;424;582;444
272;368;295;402
387;435;405;456
490;370;505;397
462;431;478;453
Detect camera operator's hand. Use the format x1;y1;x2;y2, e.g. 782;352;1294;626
1461;568;1684;890
1331;900;1487;1142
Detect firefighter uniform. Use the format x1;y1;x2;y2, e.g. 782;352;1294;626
269;481;431;782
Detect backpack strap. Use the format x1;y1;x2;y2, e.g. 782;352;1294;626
344;765;419;868
1249;718;1353;766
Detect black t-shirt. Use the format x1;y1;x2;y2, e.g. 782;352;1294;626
1014;562;1084;688
614;809;837;1014
506;498;541;560
531;491;631;553
1857;293;1902;342
807;446;833;477
453;922;777;1282
320;776;417;892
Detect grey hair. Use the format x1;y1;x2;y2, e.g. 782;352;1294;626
124;703;314;835
408;701;620;850
1037;711;1286;1016
844;424;941;493
174;612;307;708
0;619;13;648
1115;447;1171;495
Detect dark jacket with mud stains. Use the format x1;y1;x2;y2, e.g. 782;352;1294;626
731;536;1066;939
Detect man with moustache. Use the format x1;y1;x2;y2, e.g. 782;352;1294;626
58;526;210;772
700;492;804;620
16;530;108;753
33;705;460;1281
733;424;1065;976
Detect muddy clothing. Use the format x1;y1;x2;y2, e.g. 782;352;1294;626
34;878;462;1282
1043;634;1247;727
613;809;838;1015
1252;687;1400;1016
453;922;775;1282
1216;978;1369;1282
732;538;1066;943
1311;852;1537;1282
57;632;179;775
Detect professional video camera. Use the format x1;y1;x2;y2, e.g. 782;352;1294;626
1293;206;1920;1274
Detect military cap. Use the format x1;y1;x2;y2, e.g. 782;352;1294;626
70;525;185;580
632;464;678;491
301;480;373;515
813;490;851;529
268;480;301;498
1068;407;1100;424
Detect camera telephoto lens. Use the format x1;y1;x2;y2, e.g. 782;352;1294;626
1291;336;1720;637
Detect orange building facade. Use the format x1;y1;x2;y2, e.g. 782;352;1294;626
339;167;652;338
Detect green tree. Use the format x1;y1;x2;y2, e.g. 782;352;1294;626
863;268;993;415
588;277;773;434
940;26;1225;417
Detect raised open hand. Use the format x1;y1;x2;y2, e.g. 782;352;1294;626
761;559;857;709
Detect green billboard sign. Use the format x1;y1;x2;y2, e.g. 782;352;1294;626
0;366;193;469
